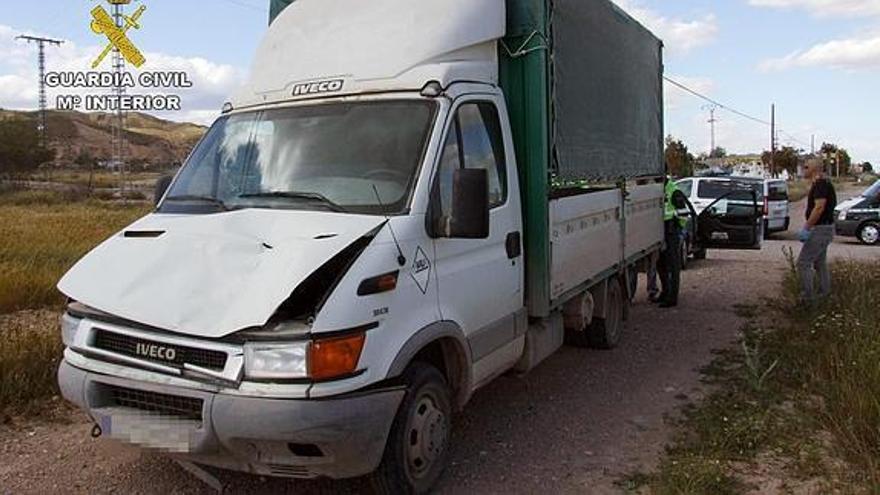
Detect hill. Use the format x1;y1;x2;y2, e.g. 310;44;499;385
0;109;207;167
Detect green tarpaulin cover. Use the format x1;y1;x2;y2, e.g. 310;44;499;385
269;0;295;24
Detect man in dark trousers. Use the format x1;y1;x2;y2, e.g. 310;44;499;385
798;157;837;305
656;177;688;308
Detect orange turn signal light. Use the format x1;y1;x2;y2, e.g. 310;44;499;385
309;332;366;381
357;271;399;296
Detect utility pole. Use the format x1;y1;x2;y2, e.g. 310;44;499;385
703;104;719;156
811;134;815;155
109;0;132;200
836;149;841;178
16;35;64;147
770;104;776;177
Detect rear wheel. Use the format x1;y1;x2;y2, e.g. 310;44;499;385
586;277;624;350
693;246;707;260
371;362;451;495
858;222;880;246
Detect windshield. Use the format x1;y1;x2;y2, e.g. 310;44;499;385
160;100;436;215
864;180;880;199
697;180;762;201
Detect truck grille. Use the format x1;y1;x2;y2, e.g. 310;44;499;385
108;385;203;421
93;329;227;371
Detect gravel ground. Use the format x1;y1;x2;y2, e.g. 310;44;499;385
2;185;878;495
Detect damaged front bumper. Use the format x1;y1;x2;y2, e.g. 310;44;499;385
58;358;404;479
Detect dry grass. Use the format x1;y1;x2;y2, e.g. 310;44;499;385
0;310;64;417
0;190;147;414
26;170;163;190
777;258;880;485
0;190;148;314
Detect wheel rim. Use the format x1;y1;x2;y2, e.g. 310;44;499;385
405;392;448;480
861;225;879;244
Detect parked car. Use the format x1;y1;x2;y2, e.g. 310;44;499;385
678;177;787;239
835;180;880;245
676;179;764;268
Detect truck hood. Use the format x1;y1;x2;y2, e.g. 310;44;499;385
58;210;385;338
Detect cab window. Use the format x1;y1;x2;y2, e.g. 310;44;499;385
435;102;508;220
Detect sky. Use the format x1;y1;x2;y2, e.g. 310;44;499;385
0;0;878;164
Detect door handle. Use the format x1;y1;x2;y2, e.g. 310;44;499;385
506;231;522;259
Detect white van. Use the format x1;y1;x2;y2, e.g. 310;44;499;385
759;179;790;236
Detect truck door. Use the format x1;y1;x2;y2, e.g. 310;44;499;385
430;97;524;374
696;187;763;250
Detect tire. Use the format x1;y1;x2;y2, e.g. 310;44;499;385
585;277;624;350
680;240;689;271
371;362;452;495
693;247;707;260
858;222;880;246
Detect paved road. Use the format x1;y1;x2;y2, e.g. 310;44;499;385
2;184;877;494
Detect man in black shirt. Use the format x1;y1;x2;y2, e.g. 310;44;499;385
797;157;837;304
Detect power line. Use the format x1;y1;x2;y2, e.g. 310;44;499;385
664;75;771;127
664;75;823;157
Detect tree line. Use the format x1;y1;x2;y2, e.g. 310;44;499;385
664;135;870;178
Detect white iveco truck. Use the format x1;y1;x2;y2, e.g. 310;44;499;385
57;0;666;491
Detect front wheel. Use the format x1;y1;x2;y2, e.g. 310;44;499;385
371;362;452;495
858;222;880;246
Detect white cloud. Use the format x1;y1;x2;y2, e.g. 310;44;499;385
748;0;880;18
0;24;244;124
613;1;719;54
751;0;880;71
760;34;880;70
664;74;716;110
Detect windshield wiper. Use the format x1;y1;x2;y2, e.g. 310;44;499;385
163;195;230;211
238;191;347;212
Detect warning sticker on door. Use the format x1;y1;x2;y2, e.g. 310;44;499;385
411;246;431;294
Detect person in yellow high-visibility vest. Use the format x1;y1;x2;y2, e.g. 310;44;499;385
655;177;689;308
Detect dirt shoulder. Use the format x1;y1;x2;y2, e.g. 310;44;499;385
2;185;876;494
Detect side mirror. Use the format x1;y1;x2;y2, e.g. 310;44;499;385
449;168;490;239
154;175;173;206
434;168;489;239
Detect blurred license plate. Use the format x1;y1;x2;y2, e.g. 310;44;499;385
711;232;729;241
